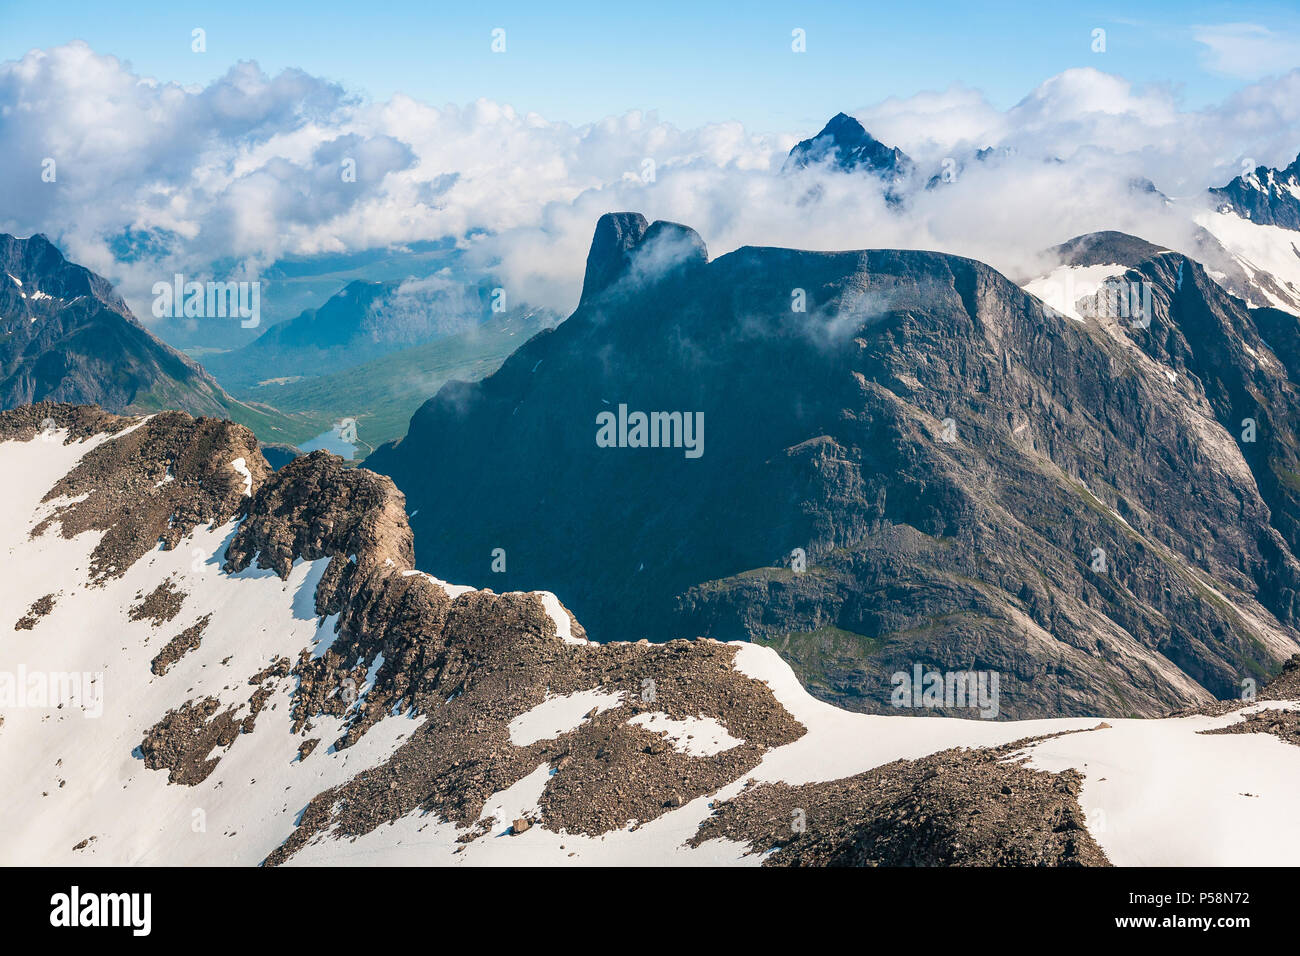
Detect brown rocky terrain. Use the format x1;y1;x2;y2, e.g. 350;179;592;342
10;402;1299;867
6;403;268;583
13;592;57;631
6;403;1091;865
689;731;1110;866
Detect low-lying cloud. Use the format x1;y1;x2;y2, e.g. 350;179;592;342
2;41;1298;321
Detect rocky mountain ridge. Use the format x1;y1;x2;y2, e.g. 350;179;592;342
1210;152;1300;231
2;403;1299;865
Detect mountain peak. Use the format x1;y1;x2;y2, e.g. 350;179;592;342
783;113;913;180
581;212;649;303
1209;150;1300;231
579;212;706;305
823;111;865;136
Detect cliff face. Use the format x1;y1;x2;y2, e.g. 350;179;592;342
369;213;1300;718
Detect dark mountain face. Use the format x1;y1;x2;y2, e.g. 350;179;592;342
0;234;232;417
367;212;1300;719
783;113;913;183
1209;153;1300;230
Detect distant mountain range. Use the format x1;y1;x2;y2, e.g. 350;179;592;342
201;276;545;391
0;232;559;455
145;238;467;352
245;304;558;450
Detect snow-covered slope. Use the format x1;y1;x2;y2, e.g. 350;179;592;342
1195;209;1300;314
1022;263;1128;321
1;404;1298;867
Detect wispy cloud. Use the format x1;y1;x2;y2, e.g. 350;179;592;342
1194;22;1300;79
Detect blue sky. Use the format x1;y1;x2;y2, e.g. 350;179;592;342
3;0;1298;130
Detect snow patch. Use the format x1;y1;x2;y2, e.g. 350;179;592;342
1197;210;1300;315
399;569;475;599
507;689;623;746
230;457;253;496
1023;264;1126;322
626;712;743;756
532;590;587;644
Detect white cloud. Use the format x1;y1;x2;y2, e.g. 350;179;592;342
1194;22;1300;79
1;44;1299;320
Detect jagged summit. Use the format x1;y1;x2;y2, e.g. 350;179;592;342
783;112;913;181
1209;151;1300;231
579;212;707;305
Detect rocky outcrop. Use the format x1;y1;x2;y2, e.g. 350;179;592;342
8;404;266;582
579;214;708;306
210;448;806;861
690;732;1109;866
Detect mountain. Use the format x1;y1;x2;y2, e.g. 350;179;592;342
1029;226;1300;322
200;279;391;389
783;113;913;198
202;276;547;392
1209;153;1300;231
3;402;1299;865
0;234;236;418
146;238;467;353
368;212;1300;720
1196;158;1300;316
0;233;336;448
243;304;558;451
